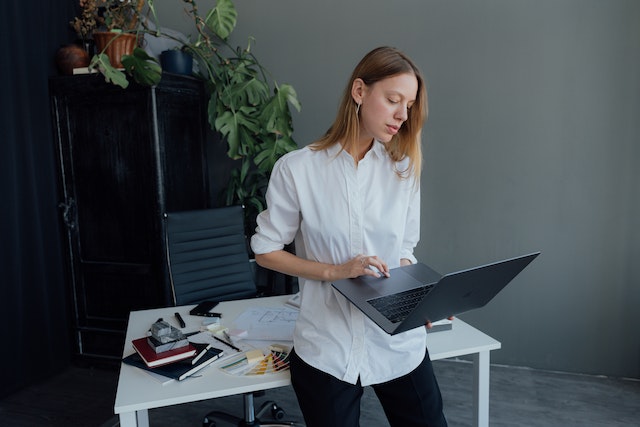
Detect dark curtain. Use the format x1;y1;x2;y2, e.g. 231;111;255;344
1;1;77;397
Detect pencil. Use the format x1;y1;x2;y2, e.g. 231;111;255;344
213;335;241;352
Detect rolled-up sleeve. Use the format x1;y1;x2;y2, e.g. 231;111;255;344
251;154;301;255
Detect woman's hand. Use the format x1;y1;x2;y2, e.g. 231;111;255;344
339;255;390;279
255;251;389;282
425;316;455;330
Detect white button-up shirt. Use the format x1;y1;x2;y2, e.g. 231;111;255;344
251;141;427;386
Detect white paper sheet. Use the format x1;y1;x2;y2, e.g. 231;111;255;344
232;306;299;341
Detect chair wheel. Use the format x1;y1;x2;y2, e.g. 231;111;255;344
257;400;286;420
202;416;216;427
271;403;286;420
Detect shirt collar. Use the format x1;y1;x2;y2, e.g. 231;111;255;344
370;139;387;159
328;140;387;160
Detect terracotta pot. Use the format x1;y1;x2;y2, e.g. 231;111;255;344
93;32;137;68
55;44;90;75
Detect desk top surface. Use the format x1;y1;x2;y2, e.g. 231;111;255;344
114;295;500;414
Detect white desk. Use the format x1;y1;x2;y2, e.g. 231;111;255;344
426;318;501;427
114;295;500;427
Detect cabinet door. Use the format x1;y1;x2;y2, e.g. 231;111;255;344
50;75;210;359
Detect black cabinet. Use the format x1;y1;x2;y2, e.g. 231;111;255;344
49;73;212;360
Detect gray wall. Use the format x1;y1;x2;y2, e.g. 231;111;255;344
156;0;640;379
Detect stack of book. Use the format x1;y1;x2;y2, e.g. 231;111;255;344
132;337;196;367
123;337;224;382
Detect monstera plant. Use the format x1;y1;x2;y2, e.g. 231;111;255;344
91;0;300;231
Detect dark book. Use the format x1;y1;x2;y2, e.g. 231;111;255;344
132;337;196;367
123;343;224;381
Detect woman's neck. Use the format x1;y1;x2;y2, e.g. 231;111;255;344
348;138;374;163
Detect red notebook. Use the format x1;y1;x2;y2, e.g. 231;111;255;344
132;337;197;368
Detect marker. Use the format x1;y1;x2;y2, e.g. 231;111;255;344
192;344;212;365
174;312;186;328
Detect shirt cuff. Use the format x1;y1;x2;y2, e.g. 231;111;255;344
250;232;285;255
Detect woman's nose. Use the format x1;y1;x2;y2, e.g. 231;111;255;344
396;105;409;121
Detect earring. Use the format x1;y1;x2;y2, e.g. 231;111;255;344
356;102;361;115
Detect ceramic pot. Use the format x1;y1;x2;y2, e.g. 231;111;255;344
55;44;90;75
160;50;193;76
93;32;137;68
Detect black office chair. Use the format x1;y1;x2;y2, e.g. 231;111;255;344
164;205;298;427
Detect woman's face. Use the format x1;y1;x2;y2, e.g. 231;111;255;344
356;72;418;144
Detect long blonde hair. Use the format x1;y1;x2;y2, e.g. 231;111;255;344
311;46;428;180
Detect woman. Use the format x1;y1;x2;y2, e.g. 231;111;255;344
251;46;448;427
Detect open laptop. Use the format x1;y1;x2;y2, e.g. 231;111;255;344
332;252;540;335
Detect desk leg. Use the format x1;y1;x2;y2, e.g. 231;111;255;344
137;409;150;427
119;409;150;427
472;350;490;427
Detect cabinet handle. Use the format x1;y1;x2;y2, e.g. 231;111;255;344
59;198;76;230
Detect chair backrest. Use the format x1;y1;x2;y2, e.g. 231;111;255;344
164;206;257;305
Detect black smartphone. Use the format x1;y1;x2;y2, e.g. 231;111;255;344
189;300;221;317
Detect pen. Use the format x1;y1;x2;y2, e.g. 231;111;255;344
174;312;186;328
192;344;212;365
213;335;241;352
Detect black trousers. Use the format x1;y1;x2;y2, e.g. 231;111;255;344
290;348;448;427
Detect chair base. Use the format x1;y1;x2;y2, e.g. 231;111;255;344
202;392;298;427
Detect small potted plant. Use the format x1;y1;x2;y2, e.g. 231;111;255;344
72;0;146;68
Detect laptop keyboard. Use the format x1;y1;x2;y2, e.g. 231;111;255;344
367;285;434;323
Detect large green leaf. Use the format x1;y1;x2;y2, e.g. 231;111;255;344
219;78;269;112
90;53;129;88
277;84;302;112
213;110;240;157
239;156;251;182
121;48;162;86
226;58;259;84
253;143;276;172
254;134;298;173
204;0;237;40
214;107;259;159
260;84;300;137
214;59;268;107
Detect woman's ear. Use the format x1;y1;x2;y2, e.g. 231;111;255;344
351;78;365;104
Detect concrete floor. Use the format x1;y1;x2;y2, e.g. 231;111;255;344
2;359;638;427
